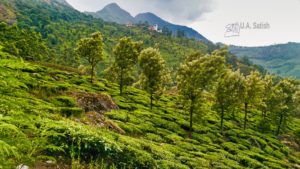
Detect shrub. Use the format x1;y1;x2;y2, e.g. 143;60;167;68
271;150;285;159
148;145;176;161
237;154;264;168
145;133;164;142
156;160;190;169
118;123;143;135
52;96;76;107
192;134;212;144
59;107;83;117
222;142;240;155
164;134;183;144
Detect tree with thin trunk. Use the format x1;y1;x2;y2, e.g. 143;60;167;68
241;71;264;130
111;37;143;95
271;79;298;135
214;70;244;133
137;47;170;110
260;75;274;119
76;32;103;83
177;50;225;138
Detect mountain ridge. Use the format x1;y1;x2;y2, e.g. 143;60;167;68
85;3;135;24
229;42;300;78
86;3;210;43
134;12;209;42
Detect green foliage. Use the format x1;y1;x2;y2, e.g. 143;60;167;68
177;50;226;136
107;37;143;95
230;43;300;79
0;58;299;168
214;70;244;132
271;79;299;135
76;32;104;83
59;107;83;117
137;47;170;110
241;71;264;130
0;22;49;60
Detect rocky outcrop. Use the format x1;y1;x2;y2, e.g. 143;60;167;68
72;92;118;113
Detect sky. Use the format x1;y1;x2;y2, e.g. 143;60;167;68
66;0;300;47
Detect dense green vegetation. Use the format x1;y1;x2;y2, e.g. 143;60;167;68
1;47;300;168
76;32;104;83
4;0;210;71
1;0;300;168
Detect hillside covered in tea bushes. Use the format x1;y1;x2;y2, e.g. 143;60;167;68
0;50;300;168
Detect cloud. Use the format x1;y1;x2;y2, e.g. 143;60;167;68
150;0;214;23
66;0;214;24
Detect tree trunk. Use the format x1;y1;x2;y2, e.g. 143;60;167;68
276;114;283;135
243;103;248;130
120;71;123;95
221;107;224;134
91;65;94;83
189;99;195;138
262;108;267;119
150;93;153;110
231;110;236;121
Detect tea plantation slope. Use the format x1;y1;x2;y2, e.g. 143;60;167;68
0;57;300;168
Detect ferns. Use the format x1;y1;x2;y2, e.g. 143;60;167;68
0;140;19;159
0;122;26;139
0;140;20;168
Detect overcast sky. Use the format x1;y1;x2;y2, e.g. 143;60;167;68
66;0;300;46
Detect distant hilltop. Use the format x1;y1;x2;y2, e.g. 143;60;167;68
85;3;210;43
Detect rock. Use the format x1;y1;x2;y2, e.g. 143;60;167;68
72;92;118;113
16;164;29;169
46;160;53;164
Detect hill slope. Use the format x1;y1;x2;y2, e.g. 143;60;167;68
230;43;300;78
1;52;300;168
0;0;211;72
135;12;210;42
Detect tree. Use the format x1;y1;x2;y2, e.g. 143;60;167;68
111;37;143;95
16;30;49;61
241;71;264;130
137;47;170;110
260;75;274;119
177;51;225;137
271;79;299;135
255;75;275;132
214;70;244;133
0;22;49;60
76;32;103;83
176;30;185;38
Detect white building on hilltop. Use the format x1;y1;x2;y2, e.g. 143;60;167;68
149;24;162;33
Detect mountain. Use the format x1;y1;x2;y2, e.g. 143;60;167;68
54;0;72;7
135;12;210;42
85;3;135;24
87;3;210;43
0;0;16;24
230;42;300;78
